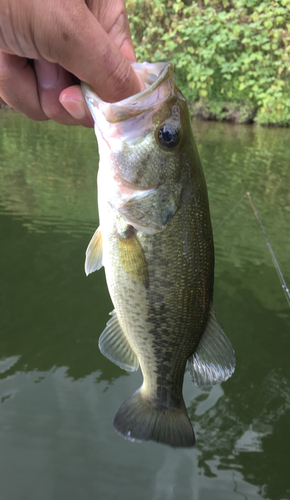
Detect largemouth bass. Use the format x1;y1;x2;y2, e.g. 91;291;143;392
82;62;235;448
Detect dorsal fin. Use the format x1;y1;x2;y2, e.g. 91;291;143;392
99;310;139;372
85;227;103;275
187;305;236;388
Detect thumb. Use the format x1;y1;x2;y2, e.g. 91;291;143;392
37;2;142;103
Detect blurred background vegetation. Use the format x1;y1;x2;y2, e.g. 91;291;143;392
127;0;290;126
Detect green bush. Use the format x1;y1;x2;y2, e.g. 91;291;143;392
127;0;290;126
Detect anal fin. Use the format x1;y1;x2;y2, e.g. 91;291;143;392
187;305;236;388
99;310;139;372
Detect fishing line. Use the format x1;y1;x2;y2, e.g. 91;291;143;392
215;191;290;307
246;192;290;307
214;193;248;233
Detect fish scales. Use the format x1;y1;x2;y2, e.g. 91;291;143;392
104;155;212;404
82;61;235;448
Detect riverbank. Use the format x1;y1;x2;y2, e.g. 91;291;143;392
189;99;290;127
189;100;257;125
128;0;290;127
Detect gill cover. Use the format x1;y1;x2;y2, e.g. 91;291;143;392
81;62;187;234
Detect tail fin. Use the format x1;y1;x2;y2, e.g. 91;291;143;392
113;389;195;448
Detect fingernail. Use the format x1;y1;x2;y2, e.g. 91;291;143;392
60;97;86;121
35;58;59;89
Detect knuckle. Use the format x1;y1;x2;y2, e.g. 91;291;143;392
39;99;76;125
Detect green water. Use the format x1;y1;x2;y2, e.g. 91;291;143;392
0;109;289;500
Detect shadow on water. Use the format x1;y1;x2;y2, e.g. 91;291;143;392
0;111;290;499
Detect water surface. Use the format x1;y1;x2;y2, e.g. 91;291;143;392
0;110;289;500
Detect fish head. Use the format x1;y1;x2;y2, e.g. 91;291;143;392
82;62;193;232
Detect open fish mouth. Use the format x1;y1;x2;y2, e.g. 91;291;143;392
81;61;175;124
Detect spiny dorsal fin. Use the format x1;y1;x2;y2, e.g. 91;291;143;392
117;226;148;287
85;227;103;276
187;305;236;388
99;310;139;372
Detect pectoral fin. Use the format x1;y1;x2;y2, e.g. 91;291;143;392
85;227;103;276
117;226;148;287
187;305;236;388
99;310;139;372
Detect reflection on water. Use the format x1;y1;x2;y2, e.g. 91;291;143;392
0;109;98;235
0;110;290;500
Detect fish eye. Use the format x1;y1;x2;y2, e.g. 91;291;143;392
157;124;180;149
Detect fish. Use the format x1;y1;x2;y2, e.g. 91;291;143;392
81;61;235;448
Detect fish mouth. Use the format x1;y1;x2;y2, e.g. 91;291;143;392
81;62;174;124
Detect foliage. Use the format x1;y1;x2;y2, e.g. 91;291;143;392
127;0;290;126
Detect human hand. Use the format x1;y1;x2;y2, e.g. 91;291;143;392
0;0;142;126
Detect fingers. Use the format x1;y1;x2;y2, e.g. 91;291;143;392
59;85;94;127
0;52;92;125
88;0;137;62
108;12;136;63
33;1;143;103
34;58;78;125
0;52;47;120
0;0;143;126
